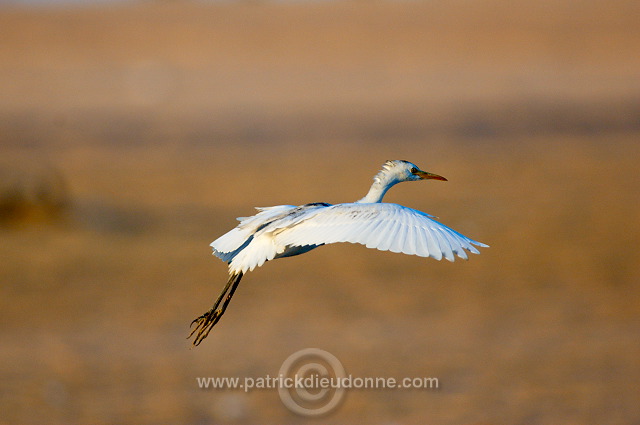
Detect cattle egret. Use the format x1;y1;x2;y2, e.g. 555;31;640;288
189;160;488;345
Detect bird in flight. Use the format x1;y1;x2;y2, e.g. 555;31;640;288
189;160;488;345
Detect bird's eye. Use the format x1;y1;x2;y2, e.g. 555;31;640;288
410;167;418;174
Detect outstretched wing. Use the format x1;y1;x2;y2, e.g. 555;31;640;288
273;203;488;261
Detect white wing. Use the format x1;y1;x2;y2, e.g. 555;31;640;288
273;203;488;262
217;202;331;273
211;205;296;262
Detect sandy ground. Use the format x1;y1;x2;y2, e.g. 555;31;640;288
1;1;639;424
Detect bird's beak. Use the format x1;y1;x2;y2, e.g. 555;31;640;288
415;170;448;181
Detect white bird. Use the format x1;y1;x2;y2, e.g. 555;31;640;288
189;160;488;345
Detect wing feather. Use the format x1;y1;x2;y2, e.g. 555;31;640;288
413;225;430;257
273;203;487;261
434;228;455;262
424;227;443;260
442;227;468;260
366;217;392;249
403;224;417;255
211;205;296;262
353;217;376;245
378;219;401;252
390;221;408;254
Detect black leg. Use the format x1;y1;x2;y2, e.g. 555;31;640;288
189;272;244;346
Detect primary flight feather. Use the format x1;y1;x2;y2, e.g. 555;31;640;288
189;160;488;345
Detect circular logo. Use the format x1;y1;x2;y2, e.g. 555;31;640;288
278;348;346;417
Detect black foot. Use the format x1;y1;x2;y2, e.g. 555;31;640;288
188;309;222;346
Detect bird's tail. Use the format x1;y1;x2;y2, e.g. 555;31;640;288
188;271;244;346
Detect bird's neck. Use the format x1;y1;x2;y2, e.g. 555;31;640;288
356;170;399;203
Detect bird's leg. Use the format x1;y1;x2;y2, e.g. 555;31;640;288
189;272;244;346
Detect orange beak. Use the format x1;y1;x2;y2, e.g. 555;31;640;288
415;170;448;181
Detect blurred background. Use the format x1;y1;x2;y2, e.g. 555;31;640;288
1;0;639;423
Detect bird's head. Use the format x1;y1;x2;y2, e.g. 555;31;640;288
380;160;447;183
358;160;448;203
